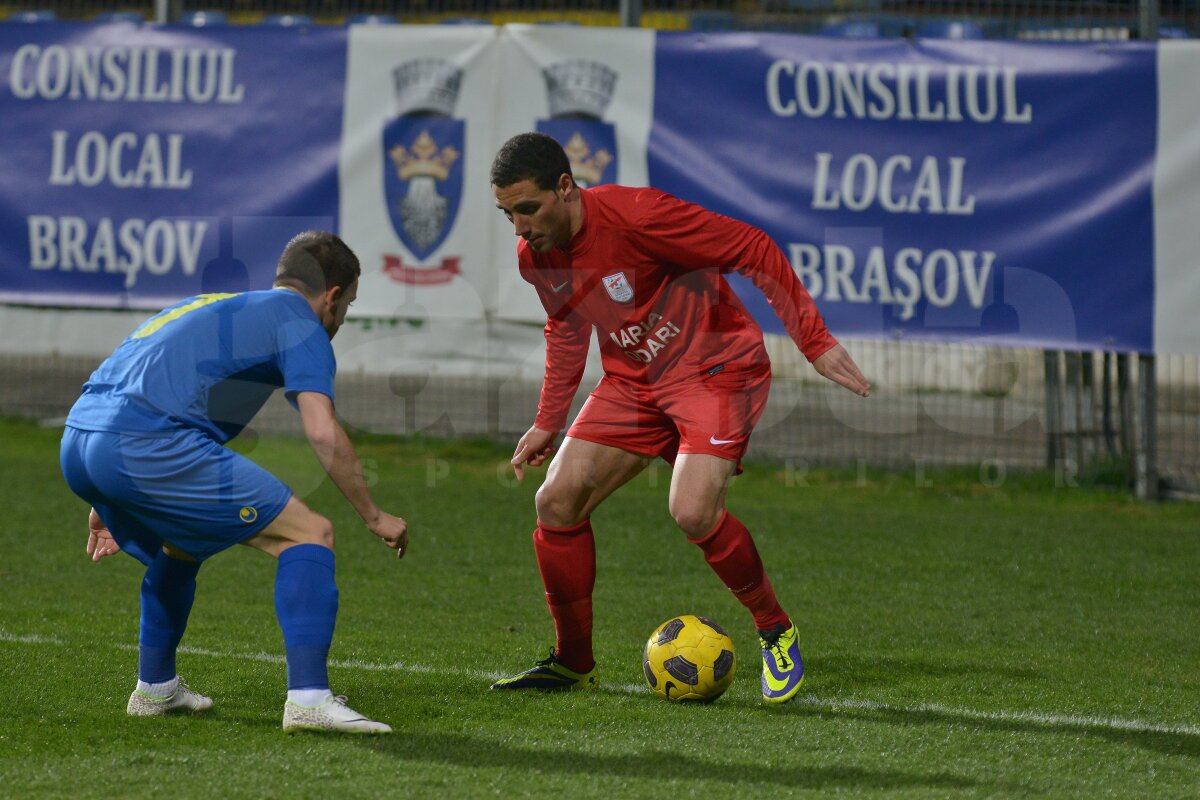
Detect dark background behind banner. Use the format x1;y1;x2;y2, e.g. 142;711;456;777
3;0;1197;41
649;33;1157;353
0;23;345;307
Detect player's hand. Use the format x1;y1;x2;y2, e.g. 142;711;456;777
86;507;122;562
812;343;871;398
511;425;557;481
368;511;409;559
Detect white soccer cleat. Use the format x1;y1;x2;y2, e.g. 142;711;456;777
127;676;214;716
282;694;392;734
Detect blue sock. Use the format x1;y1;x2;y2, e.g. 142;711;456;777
138;552;201;684
275;544;338;690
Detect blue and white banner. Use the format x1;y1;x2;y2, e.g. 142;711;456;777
650;34;1158;353
2;24;1199;354
0;22;344;308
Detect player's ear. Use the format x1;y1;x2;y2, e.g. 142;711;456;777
557;172;573;199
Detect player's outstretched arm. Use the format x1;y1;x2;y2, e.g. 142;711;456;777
511;425;558;481
85;507;122;562
296;391;409;558
812;343;871;398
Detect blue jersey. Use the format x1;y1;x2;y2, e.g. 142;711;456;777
66;289;335;443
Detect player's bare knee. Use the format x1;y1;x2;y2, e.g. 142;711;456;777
535;482;585;528
671;504;721;539
304;512;336;549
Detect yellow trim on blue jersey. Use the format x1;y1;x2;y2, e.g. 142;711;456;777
133;293;239;340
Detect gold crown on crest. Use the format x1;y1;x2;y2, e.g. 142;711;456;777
393;58;463;117
389;130;460;181
563;132;613;186
542;60;617;119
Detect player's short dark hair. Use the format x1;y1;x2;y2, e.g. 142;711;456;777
274;231;360;296
490;132;572;190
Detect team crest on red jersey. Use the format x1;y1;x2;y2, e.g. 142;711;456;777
603;272;634;303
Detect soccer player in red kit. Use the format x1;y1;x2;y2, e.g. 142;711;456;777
489;132;869;702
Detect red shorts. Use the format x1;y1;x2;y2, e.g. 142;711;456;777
567;361;771;469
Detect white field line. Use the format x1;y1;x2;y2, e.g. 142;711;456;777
4;629;1198;738
0;631;65;645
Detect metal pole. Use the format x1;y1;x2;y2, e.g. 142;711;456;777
1079;351;1097;463
1136;354;1158;500
1117;353;1134;455
155;0;183;24
1138;0;1160;40
1063;351;1082;467
620;0;643;29
1043;350;1062;470
1102;351;1115;456
484;309;500;437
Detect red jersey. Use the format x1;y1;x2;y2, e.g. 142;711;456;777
518;185;837;431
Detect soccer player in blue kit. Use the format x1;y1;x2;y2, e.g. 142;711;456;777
60;231;407;734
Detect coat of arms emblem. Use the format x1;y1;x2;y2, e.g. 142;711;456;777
537;60;618;188
381;58;465;283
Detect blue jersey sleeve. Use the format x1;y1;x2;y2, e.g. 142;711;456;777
276;315;337;409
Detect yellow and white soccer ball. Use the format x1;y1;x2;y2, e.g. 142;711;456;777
643;614;736;702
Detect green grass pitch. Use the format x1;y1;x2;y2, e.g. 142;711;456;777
1;416;1197;798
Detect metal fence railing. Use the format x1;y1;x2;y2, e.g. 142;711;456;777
3;341;1197;497
1;0;1197;37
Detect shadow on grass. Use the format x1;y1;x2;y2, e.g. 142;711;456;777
777;699;1200;759
788;655;1198;757
359;730;987;792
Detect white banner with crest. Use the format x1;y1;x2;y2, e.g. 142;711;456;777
339;25;501;320
489;25;657;322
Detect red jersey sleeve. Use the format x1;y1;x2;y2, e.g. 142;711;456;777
519;248;591;432
628;189;837;362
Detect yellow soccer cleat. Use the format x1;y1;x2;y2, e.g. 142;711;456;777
759;622;805;703
490;649;599;691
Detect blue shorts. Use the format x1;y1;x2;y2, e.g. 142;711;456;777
60;426;292;564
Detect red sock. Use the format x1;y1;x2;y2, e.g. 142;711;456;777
533;519;596;673
690;511;790;633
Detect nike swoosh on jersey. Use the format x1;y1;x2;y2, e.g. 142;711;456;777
551;281;570;293
709;436;737;445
